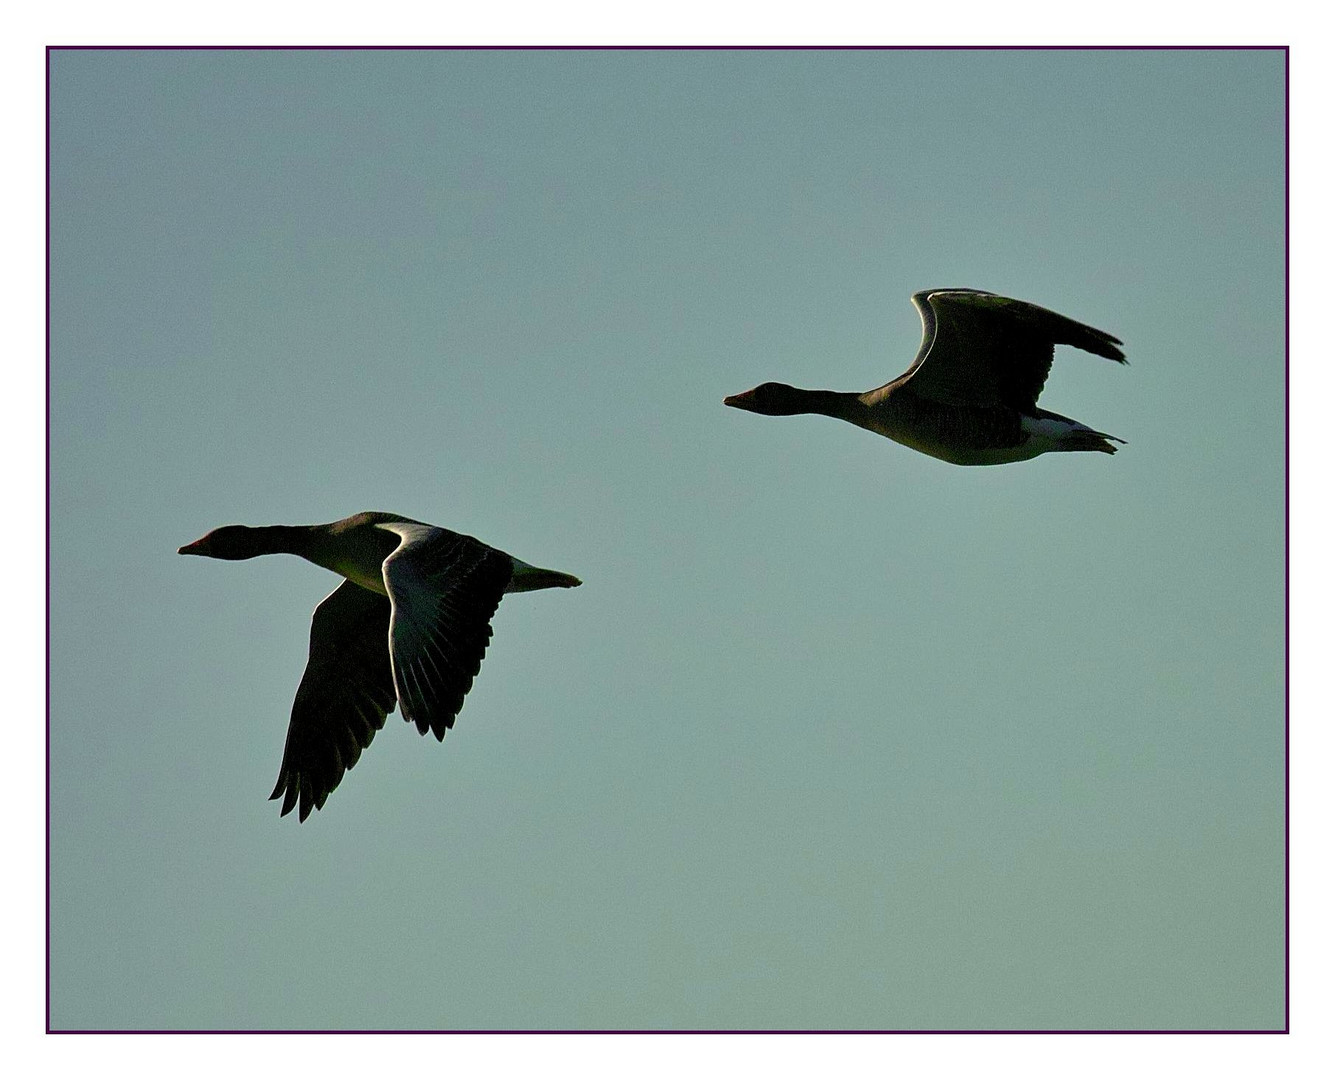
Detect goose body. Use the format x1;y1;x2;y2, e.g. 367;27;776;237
724;288;1126;466
178;512;580;821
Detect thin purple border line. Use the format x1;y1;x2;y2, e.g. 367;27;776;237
44;44;1287;52
47;44;1286;1035
1281;44;1290;1037
50;1028;1287;1035
45;44;54;1039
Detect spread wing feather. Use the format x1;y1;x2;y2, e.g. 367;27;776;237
895;288;1125;411
270;580;397;822
382;527;515;741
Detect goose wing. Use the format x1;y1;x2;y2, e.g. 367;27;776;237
380;523;516;740
271;579;397;822
888;288;1125;410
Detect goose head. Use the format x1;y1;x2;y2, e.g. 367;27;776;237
178;525;262;560
722;382;811;416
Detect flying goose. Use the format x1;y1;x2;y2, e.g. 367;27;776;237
724;288;1126;465
178;512;581;821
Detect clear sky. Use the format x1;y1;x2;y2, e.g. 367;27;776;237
48;47;1284;1031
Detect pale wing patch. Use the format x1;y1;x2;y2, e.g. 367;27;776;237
380;525;514;740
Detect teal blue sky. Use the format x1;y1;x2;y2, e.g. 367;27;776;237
49;48;1284;1031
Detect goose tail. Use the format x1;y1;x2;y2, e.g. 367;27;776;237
1057;429;1125;455
506;561;583;593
